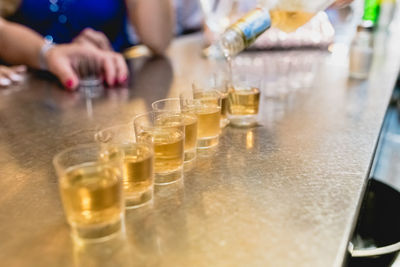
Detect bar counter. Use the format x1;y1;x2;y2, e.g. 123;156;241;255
1;26;400;266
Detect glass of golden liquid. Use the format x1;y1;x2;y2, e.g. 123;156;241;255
95;124;154;209
152;98;198;163
227;74;261;127
215;79;230;128
134;111;185;185
186;87;222;149
53;144;125;243
193;75;229;128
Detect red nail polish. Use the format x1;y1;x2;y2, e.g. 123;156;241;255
65;79;74;89
119;75;127;83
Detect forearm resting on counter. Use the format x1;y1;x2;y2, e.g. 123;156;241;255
0;17;44;68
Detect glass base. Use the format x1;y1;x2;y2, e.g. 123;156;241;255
220;118;230;128
184;149;196;162
228;115;257;127
155;167;183;185
197;136;219;149
71;214;124;244
197;145;218;158
125;187;153;209
183;159;196;172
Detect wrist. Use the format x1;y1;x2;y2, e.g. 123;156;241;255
38;41;56;70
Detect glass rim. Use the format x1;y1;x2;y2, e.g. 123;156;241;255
193;89;221;97
152;98;200;115
95;123;135;144
151;98;180;109
192;90;222;105
133;110;185;125
133;111;186;139
52;143;123;174
229;85;261;91
180;90;222;111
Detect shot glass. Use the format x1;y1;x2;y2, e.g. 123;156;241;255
193;75;229;128
133;111;185;185
227;74;261;127
186;88;222;149
95;124;154;209
53;144;125;243
152;98;198;163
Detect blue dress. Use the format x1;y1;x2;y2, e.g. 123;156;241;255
8;0;132;52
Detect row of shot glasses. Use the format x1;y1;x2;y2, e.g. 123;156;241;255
52;74;261;243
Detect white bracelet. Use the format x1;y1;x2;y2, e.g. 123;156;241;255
39;41;55;70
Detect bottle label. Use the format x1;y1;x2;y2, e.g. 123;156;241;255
232;7;271;46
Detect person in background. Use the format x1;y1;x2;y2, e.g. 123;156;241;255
174;0;203;35
0;0;174;90
126;0;204;45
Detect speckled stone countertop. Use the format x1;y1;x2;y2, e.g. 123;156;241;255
1;24;400;267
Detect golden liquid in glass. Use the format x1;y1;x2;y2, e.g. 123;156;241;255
183;114;198;151
156;112;197;152
138;129;184;174
121;144;153;195
60;163;122;226
228;87;260;115
196;106;221;139
270;10;315;33
156;114;183;128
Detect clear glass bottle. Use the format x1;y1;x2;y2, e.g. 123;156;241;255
216;7;272;58
349;22;374;79
205;0;336;58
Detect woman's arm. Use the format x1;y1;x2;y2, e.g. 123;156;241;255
0;18;127;90
125;0;174;55
0;17;44;69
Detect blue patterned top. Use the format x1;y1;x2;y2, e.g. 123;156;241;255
8;0;132;52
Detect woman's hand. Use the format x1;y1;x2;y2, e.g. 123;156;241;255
0;65;26;87
73;28;113;51
45;43;128;90
0;19;127;90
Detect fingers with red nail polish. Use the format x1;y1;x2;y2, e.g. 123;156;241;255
45;43;128;91
119;75;128;84
45;44;79;91
65;79;75;90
